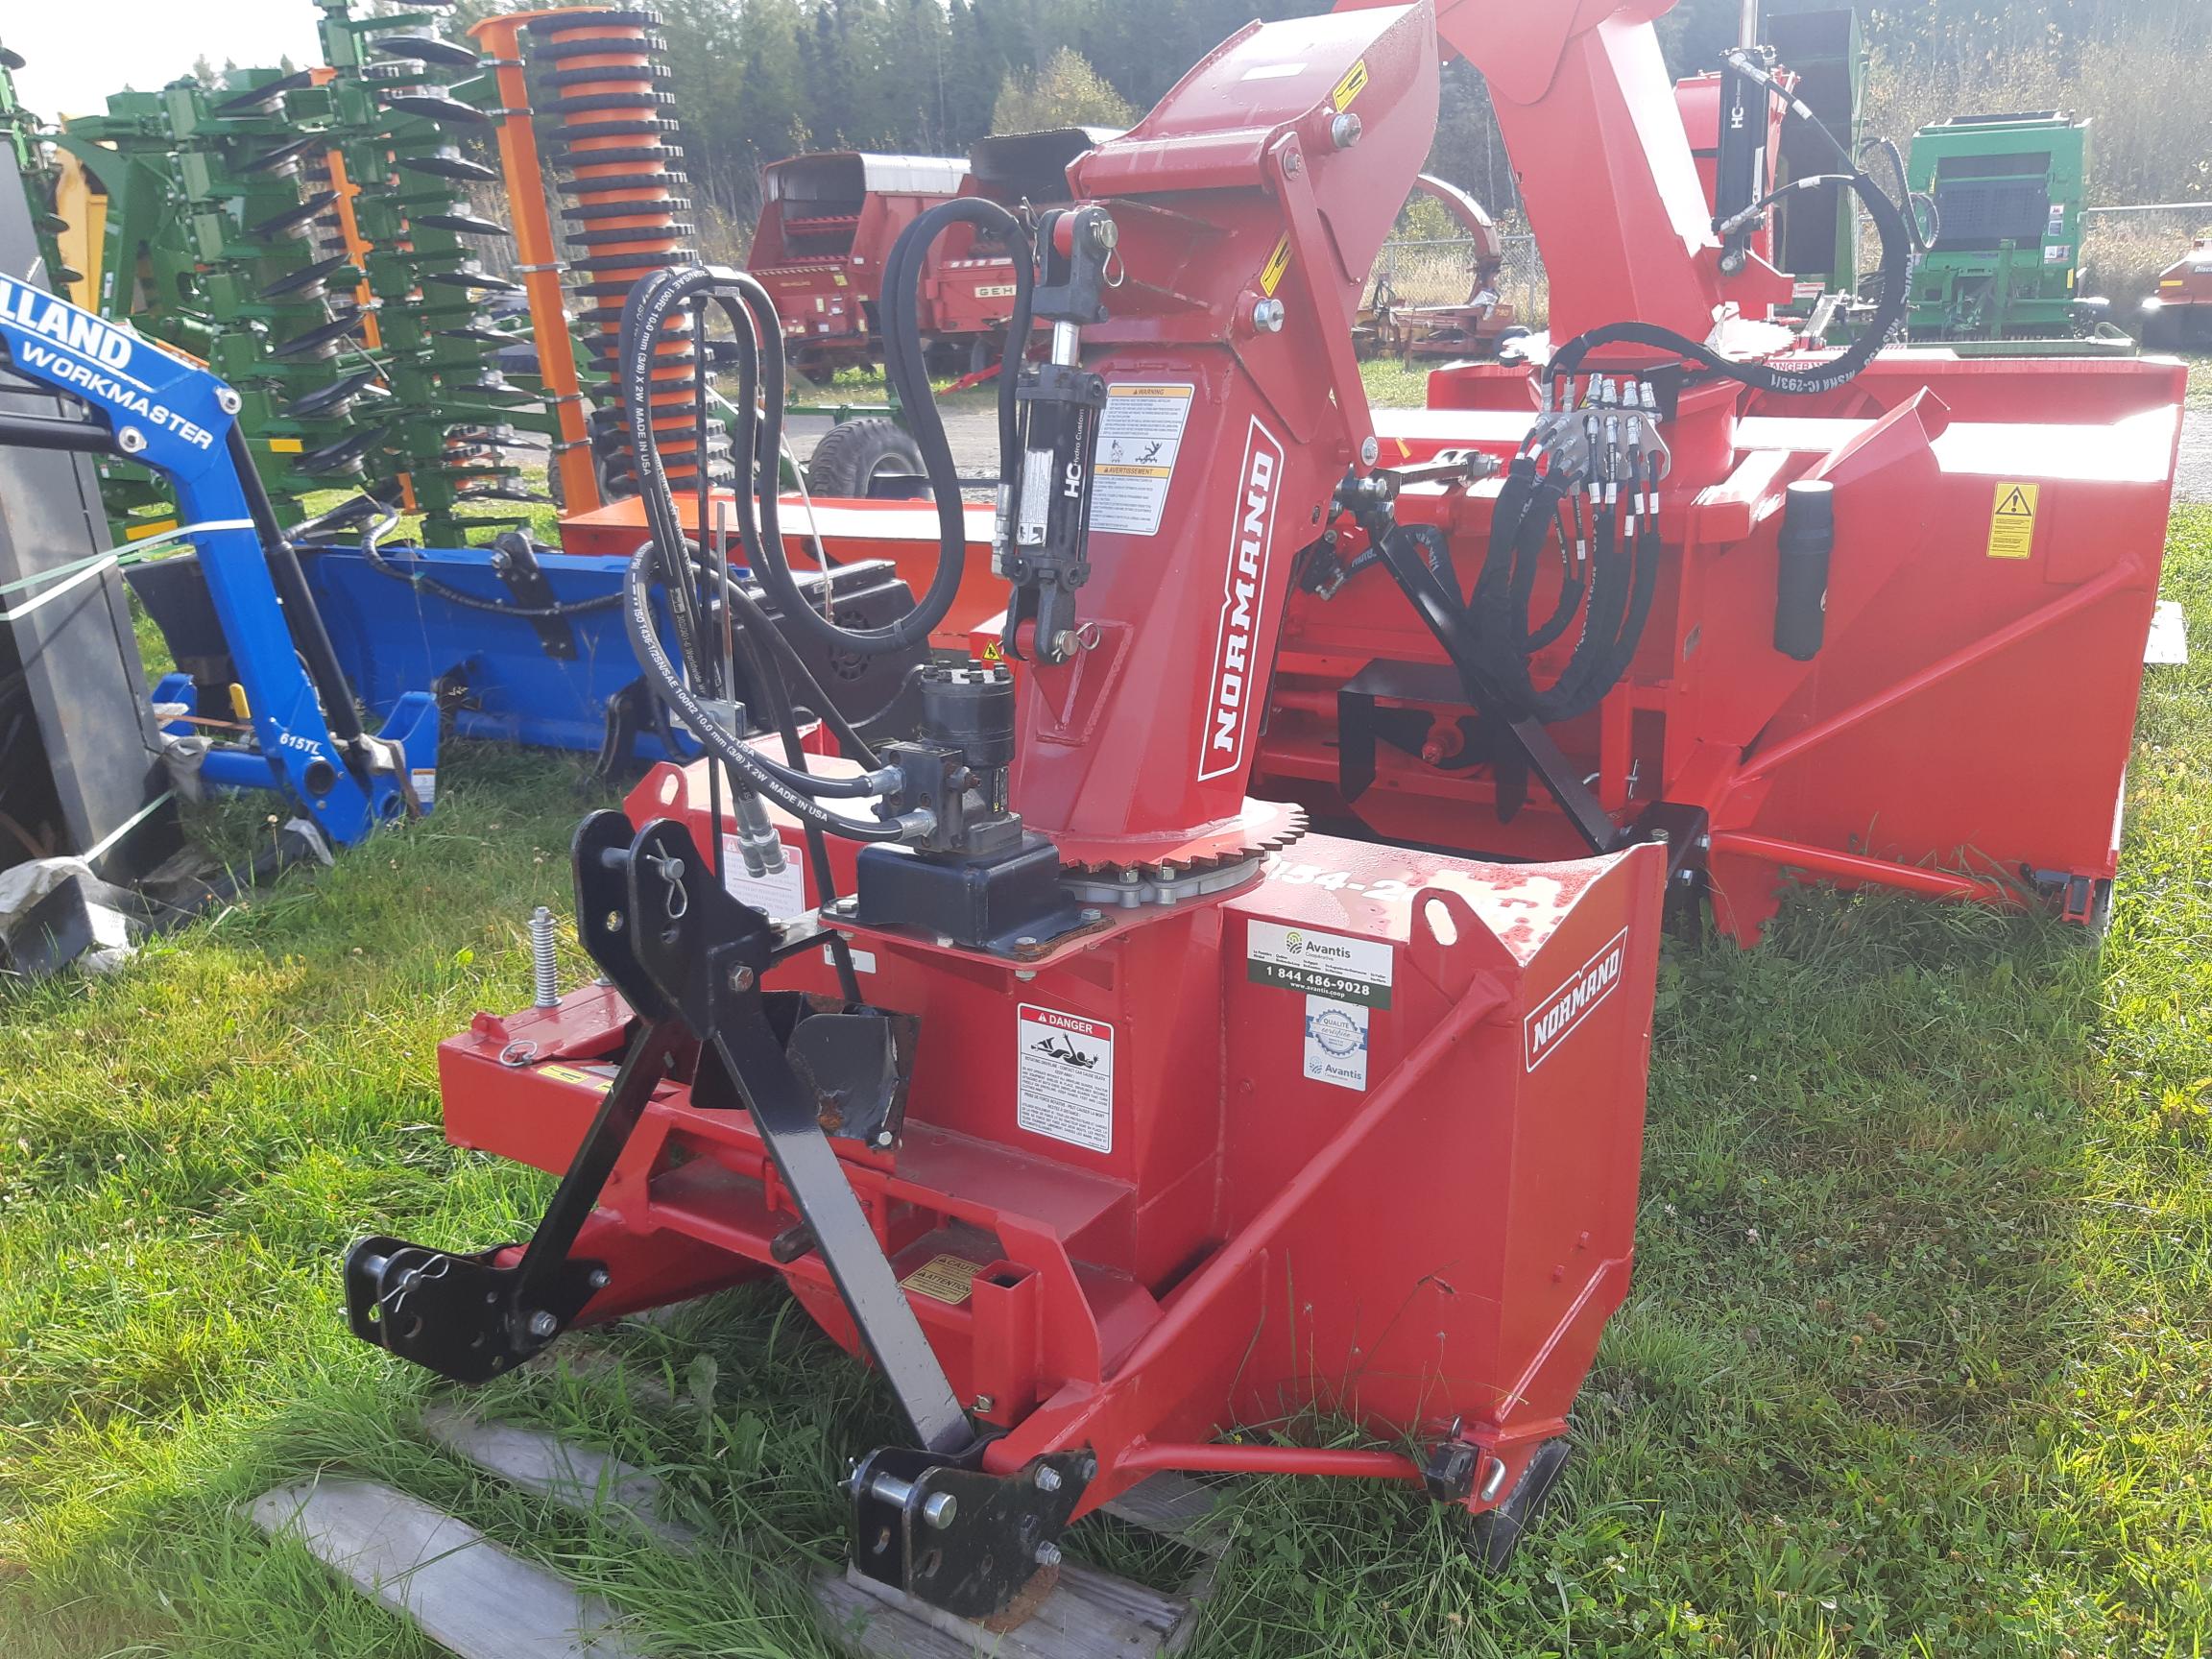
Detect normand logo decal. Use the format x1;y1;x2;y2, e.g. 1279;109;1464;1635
1524;926;1630;1070
1197;418;1286;782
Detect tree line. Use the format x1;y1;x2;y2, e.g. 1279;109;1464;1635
422;0;2208;229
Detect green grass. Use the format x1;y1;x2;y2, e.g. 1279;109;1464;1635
1361;357;1439;411
3;519;2209;1655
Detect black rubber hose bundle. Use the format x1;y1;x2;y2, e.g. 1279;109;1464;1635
729;197;1035;660
1460;89;1921;728
614;264;906;843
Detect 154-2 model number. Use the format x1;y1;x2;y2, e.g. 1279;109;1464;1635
1261;854;1416;900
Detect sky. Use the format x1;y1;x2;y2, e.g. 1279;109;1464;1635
5;0;327;119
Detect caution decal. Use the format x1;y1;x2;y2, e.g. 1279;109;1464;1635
1259;234;1292;299
1986;481;2039;561
537;1064;610;1090
900;1254;984;1306
1331;58;1370;111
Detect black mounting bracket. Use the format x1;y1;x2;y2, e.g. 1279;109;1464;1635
851;1446;1094;1621
487;530;579;661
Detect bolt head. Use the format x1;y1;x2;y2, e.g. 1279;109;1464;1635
216;388;243;415
1253;297;1286;334
1282;149;1303;177
527;1310;559;1338
729;964;756;993
1360;436;1382;467
1331;111;1363;150
116;426;146;454
587;1268;610;1289
874;1129;894;1147
1034;1542;1063;1569
1034;1465;1063;1492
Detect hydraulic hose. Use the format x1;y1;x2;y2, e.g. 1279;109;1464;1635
618;266;898;760
352;511;624;619
619;545;902;836
1444;69;1924;729
616;265;915;844
737;197;1035;659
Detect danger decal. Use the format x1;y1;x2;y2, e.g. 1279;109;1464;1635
1016;1004;1115;1153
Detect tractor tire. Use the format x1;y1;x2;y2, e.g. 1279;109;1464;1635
805;418;926;500
1459;1438;1574;1574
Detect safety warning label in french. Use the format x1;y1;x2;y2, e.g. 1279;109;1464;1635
1017;1003;1115;1153
721;835;807;919
1090;383;1194;538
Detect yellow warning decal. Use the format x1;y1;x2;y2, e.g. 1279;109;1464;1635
537;1064;606;1090
901;1253;984;1306
1331;58;1370;112
267;437;304;454
2162;277;2186;289
1987;481;2039;560
1260;234;1292;298
124;517;180;541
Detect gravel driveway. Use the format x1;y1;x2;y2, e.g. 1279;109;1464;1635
783;393;2212;507
2176;405;2210;507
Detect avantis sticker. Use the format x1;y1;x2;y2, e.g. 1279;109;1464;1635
1248;920;1393;1009
1524;927;1629;1070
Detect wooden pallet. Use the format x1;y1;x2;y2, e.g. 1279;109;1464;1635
252;1364;1217;1659
249;1479;642;1659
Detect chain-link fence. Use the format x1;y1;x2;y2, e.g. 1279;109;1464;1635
1364;231;1548;330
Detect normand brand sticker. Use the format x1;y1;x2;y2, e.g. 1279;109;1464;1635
1197;417;1286;782
1524;927;1630;1070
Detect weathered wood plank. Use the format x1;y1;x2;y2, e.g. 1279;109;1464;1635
522;1342;680;1410
249;1479;642;1659
420;1403;700;1550
1098;1473;1229;1556
816;1560;1197;1659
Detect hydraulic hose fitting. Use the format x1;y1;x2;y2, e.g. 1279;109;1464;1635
731;788;788;879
